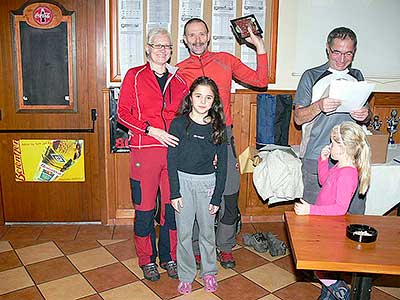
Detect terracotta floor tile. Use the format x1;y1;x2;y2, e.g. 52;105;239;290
0;266;34;295
55;240;100;255
98;239;126;246
68;246;118;272
112;225;133;240
38;225;79;241
9;240;49;249
214;274;269;300
104;239;137;261
37;274;96;300
171;288;222;299
243;263;296;292
15;241;64;265
143;272;182;299
0;251;22;272
0;286;44;300
100;281;161;300
256;294;283;300
26;256;78;284
78;295;104;300
75;225;114;240
372;286;400;300
0;241;12;253
1;226;43;240
232;247;268;273
83;262;138;292
0;226;9;239
273;282;321;300
272;254;312;281
121;257;144;279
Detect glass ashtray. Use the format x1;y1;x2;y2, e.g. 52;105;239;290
346;224;378;243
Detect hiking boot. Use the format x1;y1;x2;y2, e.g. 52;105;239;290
195;254;201;270
160;260;178;279
141;263;160;281
218;251;236;269
265;232;287;256
326;280;350;300
203;274;218;292
242;232;269;253
177;281;192;294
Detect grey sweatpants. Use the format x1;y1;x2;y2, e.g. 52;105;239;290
175;171;218;282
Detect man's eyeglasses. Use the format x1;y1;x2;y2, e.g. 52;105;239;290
148;43;173;50
329;47;354;59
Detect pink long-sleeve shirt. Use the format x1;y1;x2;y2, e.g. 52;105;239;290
310;157;358;216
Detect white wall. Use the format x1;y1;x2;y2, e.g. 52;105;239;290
269;0;400;92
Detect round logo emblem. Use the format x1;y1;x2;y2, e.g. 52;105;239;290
33;6;53;25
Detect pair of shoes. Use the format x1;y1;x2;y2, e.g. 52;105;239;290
195;254;201;270
265;232;287;257
141;263;160;281
326;280;350;300
203;274;218;292
177;281;192;294
160;260;178;279
242;232;269;252
218;251;236;269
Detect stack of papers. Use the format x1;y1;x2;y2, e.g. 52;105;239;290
326;80;375;113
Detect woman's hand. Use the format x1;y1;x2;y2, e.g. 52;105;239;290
171;197;183;213
147;127;179;147
320;144;331;161
294;199;311;215
208;204;219;215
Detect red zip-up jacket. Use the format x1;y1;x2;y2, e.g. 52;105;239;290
177;50;268;126
117;63;188;148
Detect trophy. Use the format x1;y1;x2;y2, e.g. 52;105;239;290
386;109;399;144
369;115;382;131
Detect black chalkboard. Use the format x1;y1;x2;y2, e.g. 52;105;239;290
20;21;70;106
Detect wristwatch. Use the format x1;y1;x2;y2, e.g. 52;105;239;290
144;124;150;135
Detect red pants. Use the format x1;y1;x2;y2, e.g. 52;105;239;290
129;147;177;266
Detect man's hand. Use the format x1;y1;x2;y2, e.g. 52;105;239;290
148;127;179;147
350;107;369;122
171;197;183;213
317;97;342;114
320;144;331;161
208;204;219;215
294;199;311;215
245;25;266;54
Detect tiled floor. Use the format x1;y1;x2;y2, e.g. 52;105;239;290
0;222;399;300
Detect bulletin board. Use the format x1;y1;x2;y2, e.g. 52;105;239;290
109;0;278;84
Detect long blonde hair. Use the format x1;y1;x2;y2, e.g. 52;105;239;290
331;121;371;194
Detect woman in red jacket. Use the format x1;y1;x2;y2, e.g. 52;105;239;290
117;27;188;282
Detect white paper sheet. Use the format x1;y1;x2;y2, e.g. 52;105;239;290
328;80;375;113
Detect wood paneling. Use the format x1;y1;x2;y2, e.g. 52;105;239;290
0;0;107;223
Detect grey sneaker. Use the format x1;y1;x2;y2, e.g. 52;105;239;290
242;232;269;253
265;232;287;256
141;263;160;281
160;260;178;279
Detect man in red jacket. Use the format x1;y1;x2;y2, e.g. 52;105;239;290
177;18;269;269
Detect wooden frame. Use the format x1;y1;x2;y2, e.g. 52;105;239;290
109;0;279;83
11;1;76;111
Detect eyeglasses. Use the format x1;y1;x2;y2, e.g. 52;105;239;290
148;43;173;50
329;47;354;59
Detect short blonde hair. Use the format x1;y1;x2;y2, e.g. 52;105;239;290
147;27;171;44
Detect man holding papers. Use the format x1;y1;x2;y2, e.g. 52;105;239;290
293;27;371;214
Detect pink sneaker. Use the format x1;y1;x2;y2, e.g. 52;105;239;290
177;281;192;295
203;274;218;292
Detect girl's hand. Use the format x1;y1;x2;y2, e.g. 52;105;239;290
320;144;331;161
208;204;219;215
171;197;183;213
294;199;311;215
147;127;179;147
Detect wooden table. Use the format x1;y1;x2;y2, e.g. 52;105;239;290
284;211;400;300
